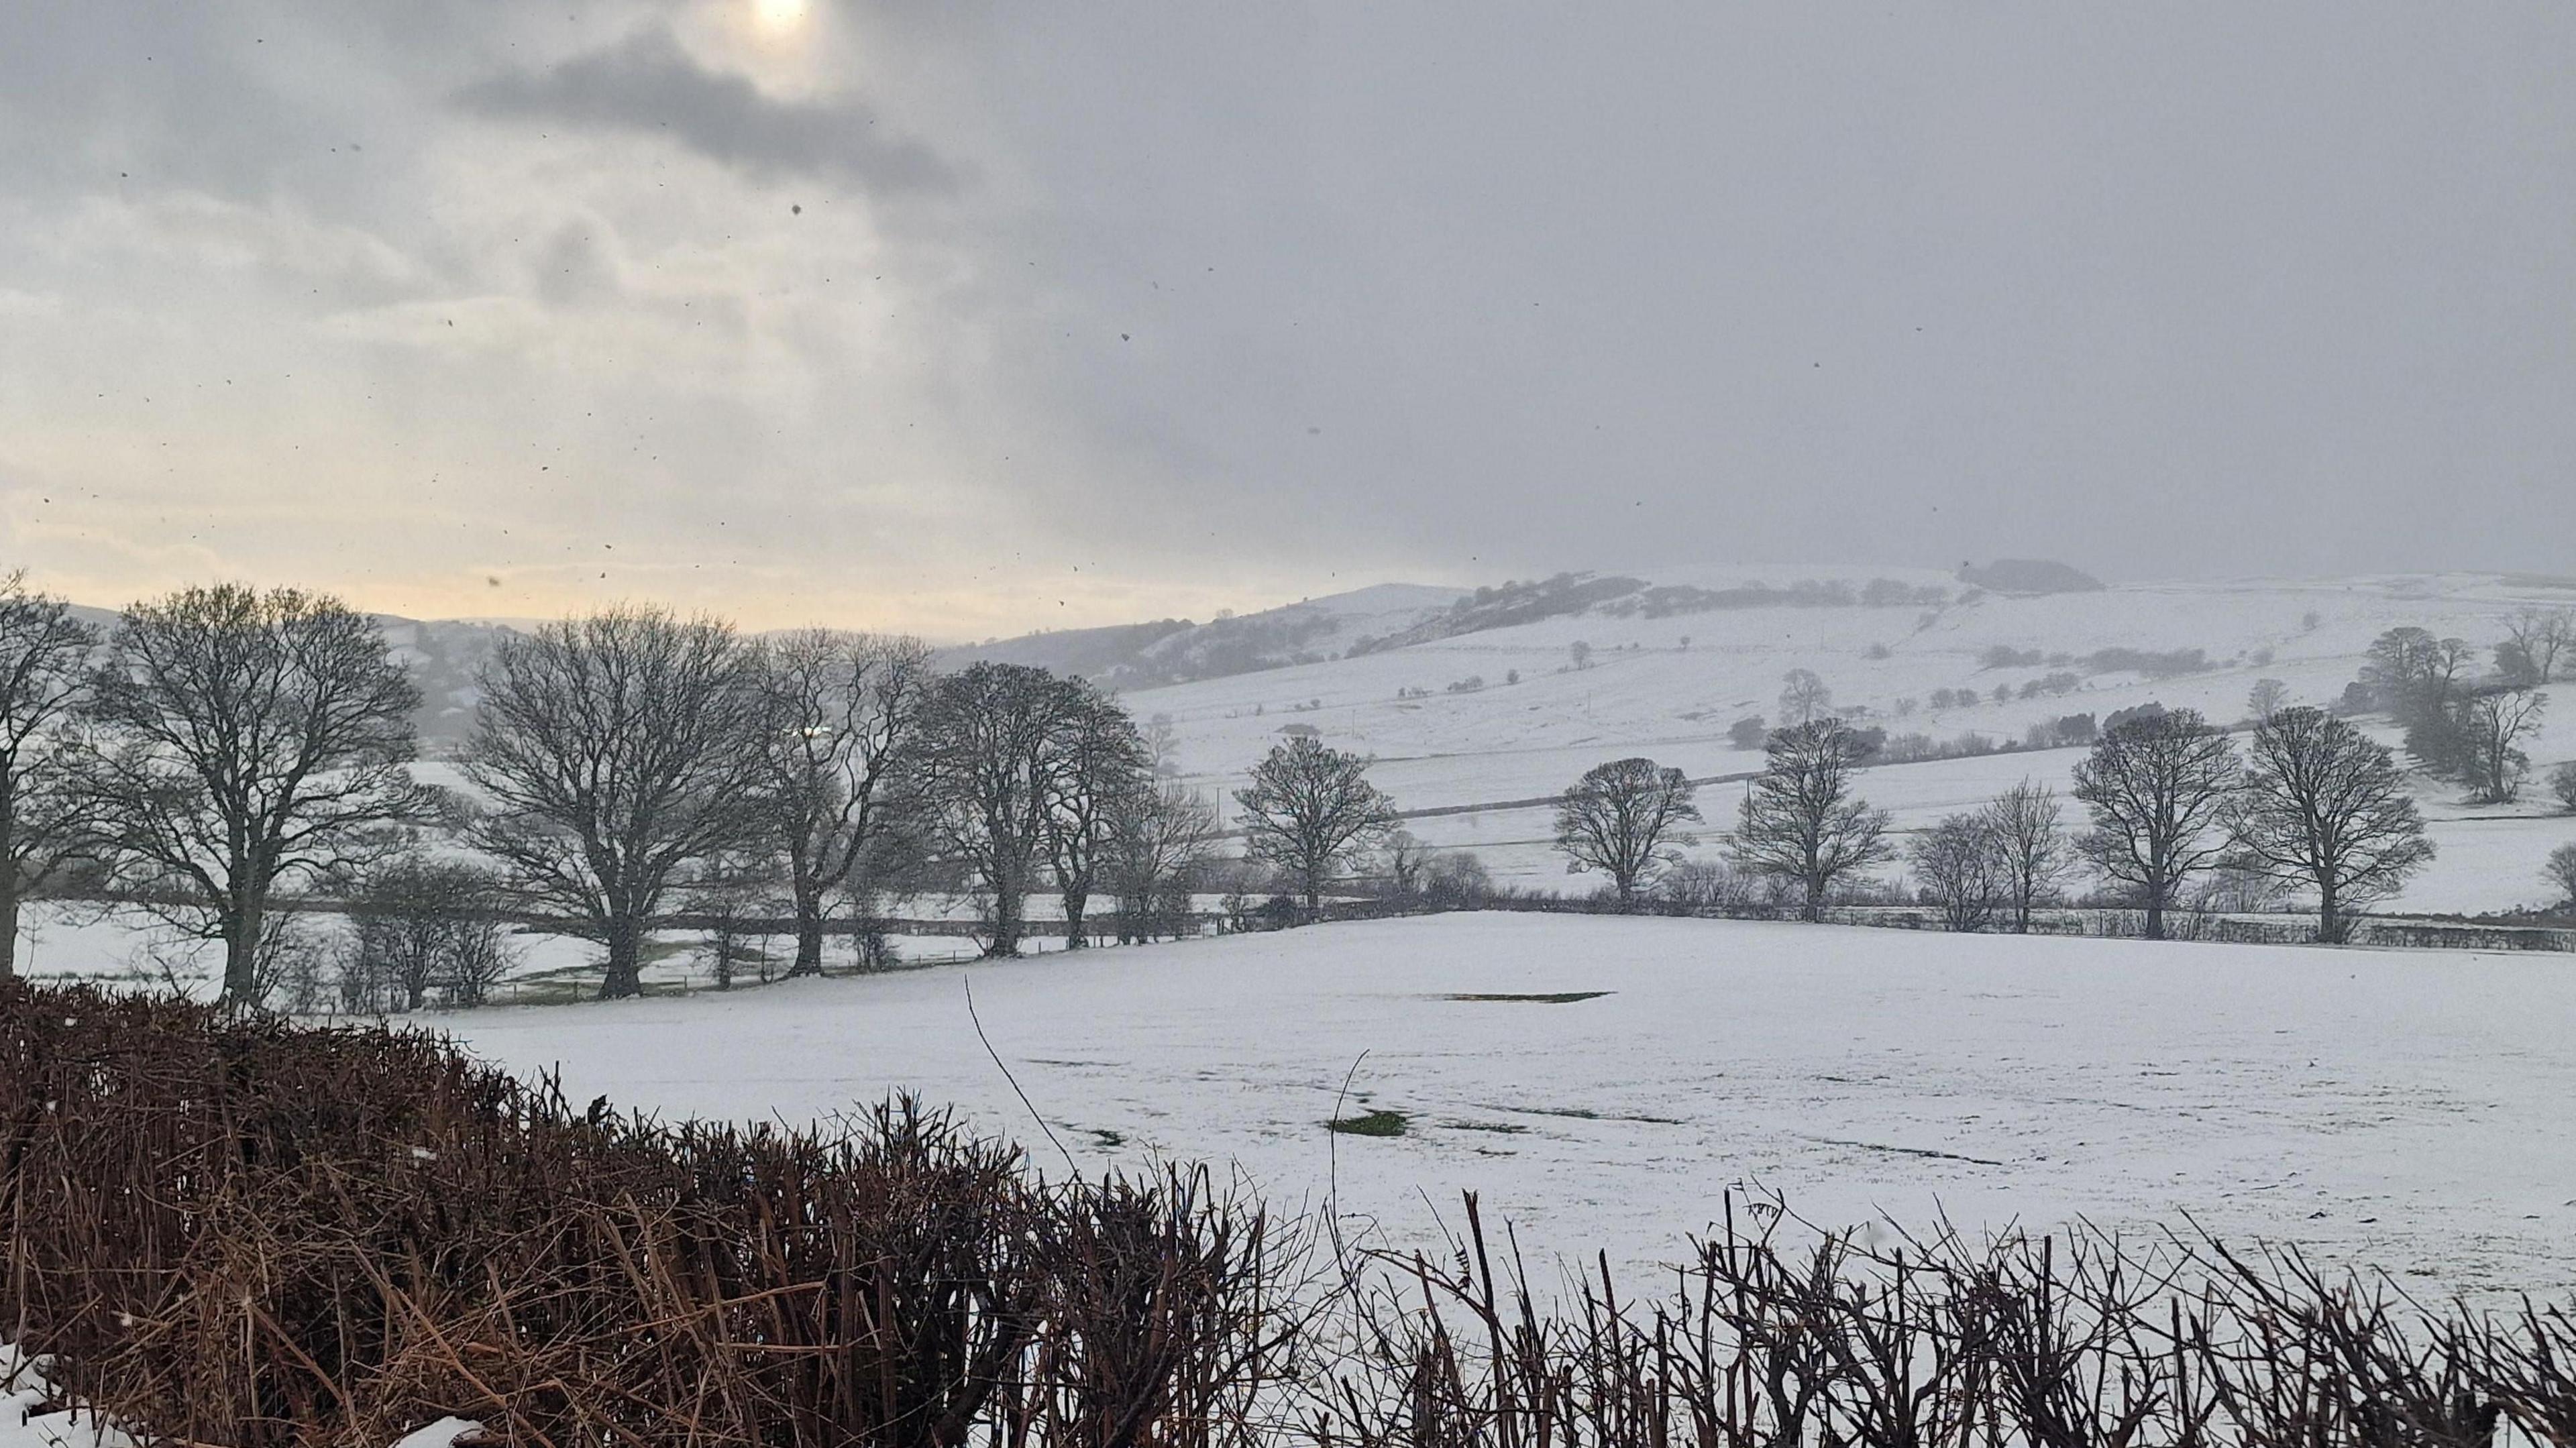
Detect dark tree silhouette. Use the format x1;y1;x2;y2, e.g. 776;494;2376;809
2224;706;2432;944
1980;779;2072;934
1551;757;1700;906
83;585;434;1005
1729;719;1891;921
910;663;1096;957
1909;813;2002;933
2453;687;2545;805
0;575;100;981
751;630;932;975
2070;706;2239;940
1234;735;1397;912
1041;687;1150;948
467;607;768;999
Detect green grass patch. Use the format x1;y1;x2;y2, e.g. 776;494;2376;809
1442;991;1612;1004
1324;1109;1410;1138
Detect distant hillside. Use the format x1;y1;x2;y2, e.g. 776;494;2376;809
941;569;1990;689
1956;559;2106;595
937;583;1468;689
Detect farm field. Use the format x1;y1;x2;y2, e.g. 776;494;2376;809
436;911;2576;1300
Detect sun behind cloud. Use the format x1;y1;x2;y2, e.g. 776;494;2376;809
749;0;809;38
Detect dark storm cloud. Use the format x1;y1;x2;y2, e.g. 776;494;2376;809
456;27;957;197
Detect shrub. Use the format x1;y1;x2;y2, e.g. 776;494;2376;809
2550;761;2576;814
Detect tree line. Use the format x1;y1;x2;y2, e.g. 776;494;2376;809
1553;704;2447;944
0;577;1429;1006
5;573;2563;1007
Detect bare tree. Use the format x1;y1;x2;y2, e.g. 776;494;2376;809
2070;706;2239;940
1380;829;1432;899
1729;719;1892;920
1910;813;2003;932
910;662;1091;957
0;575;101;981
1657;856;1760;911
83;585;434;1005
2546;841;2576;907
1777;669;1831;727
1234;735;1398;913
751;630;932;975
2454;687;2546;804
1980;779;2072;933
2502;607;2574;685
1104;781;1220;941
2246;678;2289;722
1552;757;1701;907
2223;706;2433;944
343;856;515;1011
2550;761;2576;814
466;607;768;999
682;850;784;990
1041;688;1150;947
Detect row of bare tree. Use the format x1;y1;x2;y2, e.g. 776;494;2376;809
1550;705;2439;943
0;573;1443;1004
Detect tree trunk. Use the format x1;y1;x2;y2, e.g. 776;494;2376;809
988;883;1023;958
790;883;826;977
600;917;644;999
0;879;17;983
1063;889;1089;948
223;895;265;1006
2317;881;2343;946
2143;894;2166;942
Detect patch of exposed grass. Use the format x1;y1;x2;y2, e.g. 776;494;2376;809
1090;1128;1126;1148
1325;1109;1410;1138
1442;991;1612;1004
1447;1120;1529;1135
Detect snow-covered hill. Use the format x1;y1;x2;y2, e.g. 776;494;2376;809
1114;567;2576;913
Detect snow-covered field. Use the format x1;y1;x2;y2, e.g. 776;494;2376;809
437;912;2576;1300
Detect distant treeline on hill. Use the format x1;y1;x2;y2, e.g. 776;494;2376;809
1350;571;1959;655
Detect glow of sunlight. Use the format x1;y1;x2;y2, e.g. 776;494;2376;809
749;0;810;38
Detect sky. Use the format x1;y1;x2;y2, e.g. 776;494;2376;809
2;2;2571;641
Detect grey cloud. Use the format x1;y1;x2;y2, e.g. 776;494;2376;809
455;28;957;198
